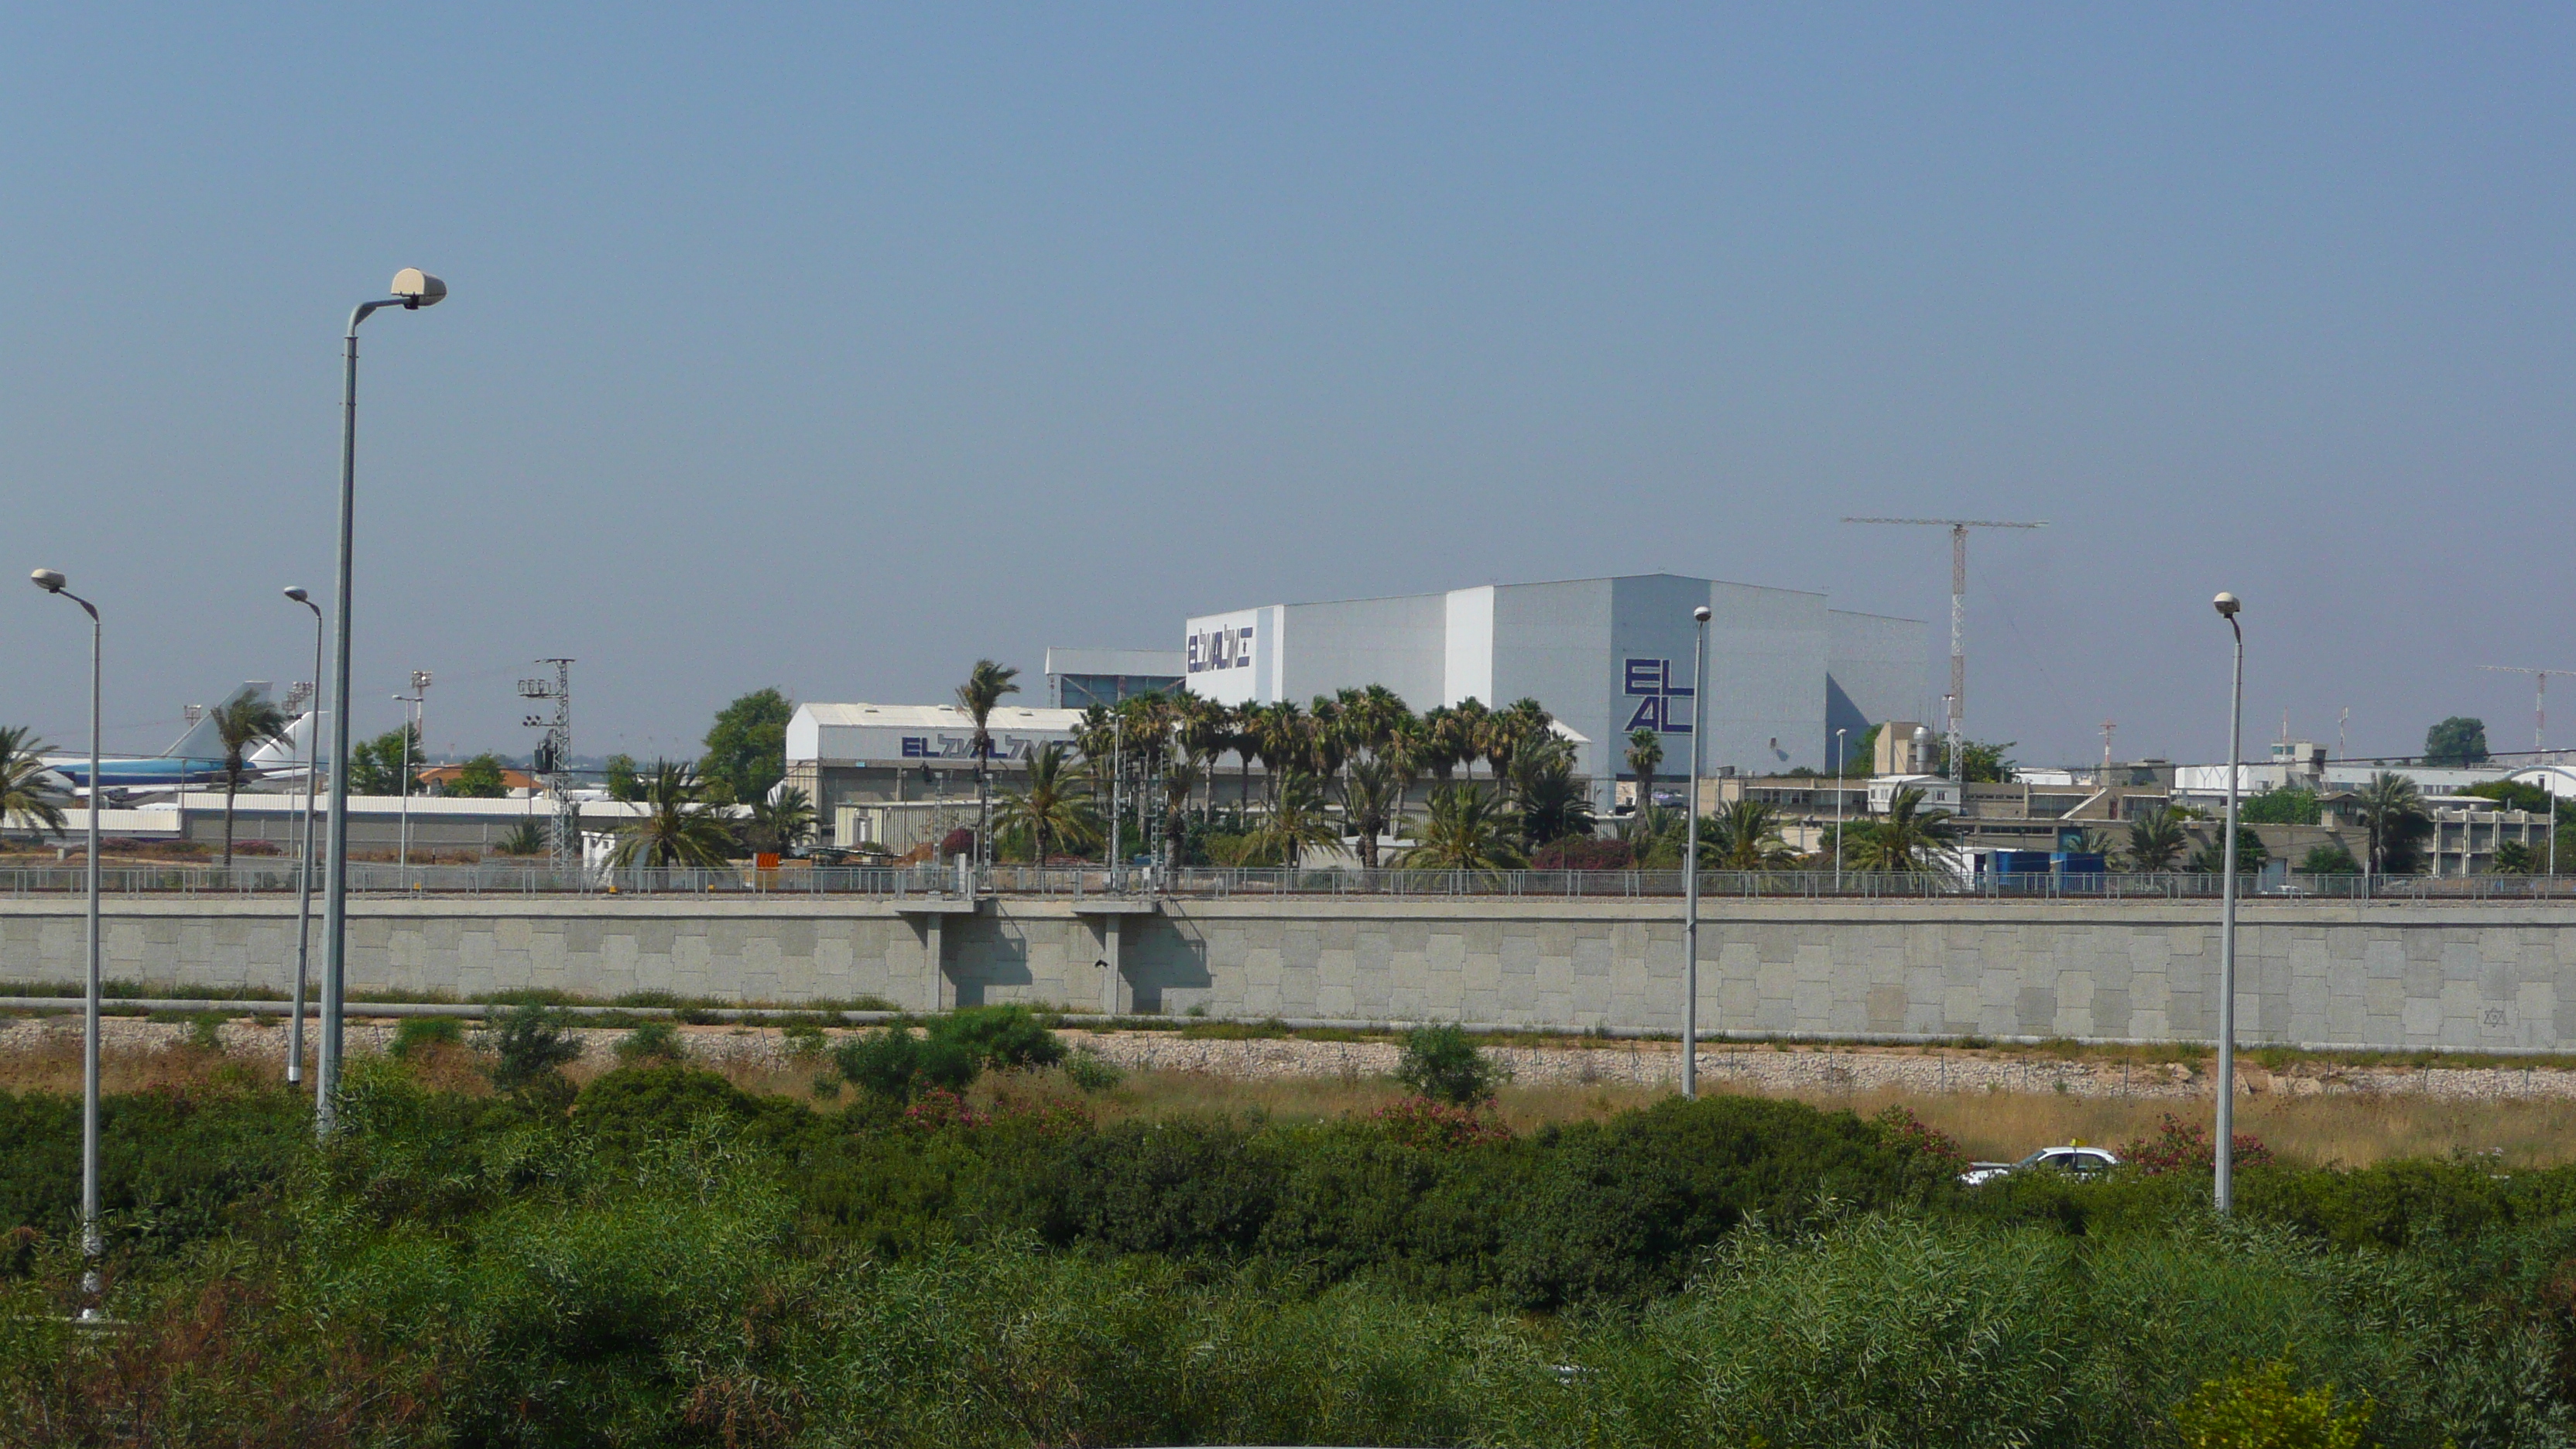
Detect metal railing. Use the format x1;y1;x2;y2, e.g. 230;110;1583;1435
6;862;2576;903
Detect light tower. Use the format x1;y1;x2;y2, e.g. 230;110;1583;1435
1842;516;2047;778
519;659;576;873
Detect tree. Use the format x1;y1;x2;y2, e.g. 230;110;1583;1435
2300;842;2362;875
744;785;817;858
1842;786;1960;875
1394;1023;1504;1106
1512;740;1595;849
1933;737;2017;783
2461;779;2553;814
2424;716;2490;768
444;753;511;799
995;744;1099;863
1161;756;1203;866
1251;770;1339;868
494;820;550;857
1697;800;1798;872
2356;772;2433;876
1398;784;1527;872
2239;787;2321;826
348;724;421;796
700;688;795;803
602;754;643;802
2123;806;2190;872
212;695;289;867
0;726;68;838
2188;829;2269;875
1338;754;1413;869
608;760;735;869
2494;838;2557;875
1841;723;1882;777
1625;728;1663;815
954;662;1020;865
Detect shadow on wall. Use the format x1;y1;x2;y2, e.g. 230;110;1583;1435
1125;915;1211;1015
945;916;1033;1009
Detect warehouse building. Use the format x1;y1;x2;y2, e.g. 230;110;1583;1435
1182;573;1925;801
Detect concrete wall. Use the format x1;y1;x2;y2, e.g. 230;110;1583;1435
6;898;2574;1052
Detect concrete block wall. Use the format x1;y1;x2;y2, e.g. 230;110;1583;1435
3;897;2571;1052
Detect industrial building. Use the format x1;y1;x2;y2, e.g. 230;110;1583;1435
783;702;1089;854
1043;648;1183;709
1180;573;1925;803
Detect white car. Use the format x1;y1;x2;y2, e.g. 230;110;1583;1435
1958;1145;2120;1187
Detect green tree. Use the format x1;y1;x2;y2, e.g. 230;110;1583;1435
2238;787;2321;826
2461;779;2552;814
2356;772;2433;876
1511;738;1595;848
347;724;421;796
2123;806;2191;872
2300;841;2362;875
1338;753;1412;869
2493;837;2557;875
2424;715;2489;767
0;726;69;838
1394;1023;1506;1105
211;695;289;867
1932;736;2017;783
744;785;817;858
699;688;795;803
1843;786;1961;875
1841;722;1882;776
2188;828;2269;875
608;760;735;870
954;662;1019;862
995;744;1099;863
1625;728;1663;815
1252;770;1339;868
601;753;643;802
1698;800;1798;871
1398;783;1528;872
444;753;511;799
493;820;550;857
2172;1358;2372;1449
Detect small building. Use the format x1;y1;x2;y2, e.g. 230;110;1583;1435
783;702;1089;853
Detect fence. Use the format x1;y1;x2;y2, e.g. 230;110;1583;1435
5;862;2574;903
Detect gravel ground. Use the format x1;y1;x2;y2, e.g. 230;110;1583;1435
5;1013;2574;1101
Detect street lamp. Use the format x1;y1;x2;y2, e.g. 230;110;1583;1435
283;587;323;1088
1681;604;1711;1098
2213;590;2245;1214
1833;726;1848;892
318;269;446;1136
30;567;104;1317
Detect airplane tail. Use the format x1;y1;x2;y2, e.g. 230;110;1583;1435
163;683;274;766
246;707;315;772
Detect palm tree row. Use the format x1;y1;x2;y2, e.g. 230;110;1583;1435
608;760;814;868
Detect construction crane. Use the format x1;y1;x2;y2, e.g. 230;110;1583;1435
1841;516;2047;779
2478;663;2576;755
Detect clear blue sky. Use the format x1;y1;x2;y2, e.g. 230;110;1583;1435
8;6;2571;770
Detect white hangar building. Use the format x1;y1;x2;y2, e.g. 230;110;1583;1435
1183;574;1925;796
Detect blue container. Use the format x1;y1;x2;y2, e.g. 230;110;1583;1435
2052;851;2108;875
1989;849;2054;879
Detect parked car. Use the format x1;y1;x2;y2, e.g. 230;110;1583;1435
1958;1145;2119;1187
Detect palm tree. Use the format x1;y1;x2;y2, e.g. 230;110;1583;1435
1486;698;1552;789
1844;786;1961;876
494;820;550;857
1161;756;1204;865
1512;738;1595;849
1445;699;1493;783
2356;772;2430;879
0;726;69;839
1251;769;1339;868
1399;784;1528;872
609;760;735;869
1340;754;1413;868
2122;806;2190;872
1626;728;1663;816
1698;800;1798;872
954;659;1021;864
1252;701;1309;810
745;786;817;858
212;695;289;867
996;742;1101;864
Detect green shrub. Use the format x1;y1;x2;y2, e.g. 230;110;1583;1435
614;1019;687;1066
488;1002;584;1091
932;1005;1065;1070
1394;1023;1503;1105
2172;1358;2372;1449
780;1022;830;1058
389;1016;464;1060
835;1027;980;1103
1063;1049;1124;1094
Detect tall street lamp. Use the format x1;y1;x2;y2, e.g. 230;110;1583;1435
30;567;104;1317
318;268;446;1135
1833;726;1848;892
283;587;324;1088
2213;591;2245;1214
1681;604;1711;1098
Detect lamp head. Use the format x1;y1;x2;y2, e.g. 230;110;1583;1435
29;568;65;594
283;586;309;603
1692;605;1712;623
389;268;447;309
2212;591;2242;619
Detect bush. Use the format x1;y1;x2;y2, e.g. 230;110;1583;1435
614;1019;688;1066
780;1022;830;1059
937;827;976;861
488;1002;584;1091
2122;1112;2274;1175
1063;1049;1124;1094
1530;838;1635;870
1395;1024;1504;1105
2172;1358;2372;1449
389;1016;464;1060
933;1005;1064;1071
835;1027;981;1103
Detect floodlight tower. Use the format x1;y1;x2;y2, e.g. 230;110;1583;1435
1841;516;2047;779
2478;664;2574;756
519;659;575;872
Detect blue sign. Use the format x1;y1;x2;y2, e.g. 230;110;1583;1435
1623;657;1694;733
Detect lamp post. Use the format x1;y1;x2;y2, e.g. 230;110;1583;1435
1833;726;1848;892
1681;605;1711;1098
392;678;428;870
2213;591;2245;1214
318;268;445;1136
283;587;324;1087
30;567;104;1317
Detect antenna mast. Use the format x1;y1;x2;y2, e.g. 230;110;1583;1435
2478;664;2572;756
1841;516;2047;779
519;659;576;873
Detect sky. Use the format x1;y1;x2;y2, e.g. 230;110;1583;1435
6;5;2572;772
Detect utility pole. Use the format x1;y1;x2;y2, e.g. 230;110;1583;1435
2479;664;2572;755
2099;721;2115;788
519;659;574;874
1842;517;2047;781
